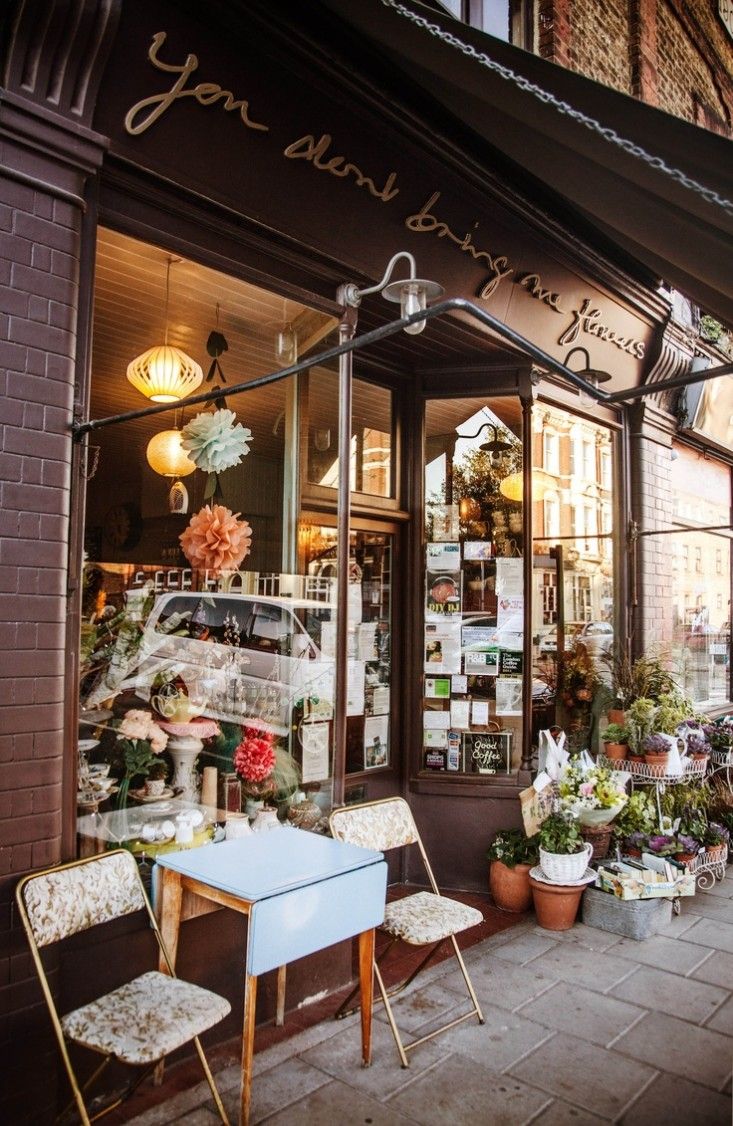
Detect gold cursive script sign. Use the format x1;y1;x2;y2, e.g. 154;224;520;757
124;31;269;136
558;297;645;358
405;191;513;298
284;134;399;202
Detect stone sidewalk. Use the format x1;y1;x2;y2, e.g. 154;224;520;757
125;871;733;1125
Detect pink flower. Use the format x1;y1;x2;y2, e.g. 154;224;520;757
179;504;252;576
579;782;595;797
119;709;155;740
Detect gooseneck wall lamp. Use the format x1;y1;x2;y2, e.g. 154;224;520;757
563;347;612;407
460;421;514;468
342;251;444;335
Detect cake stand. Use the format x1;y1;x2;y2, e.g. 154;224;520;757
158;718;220;803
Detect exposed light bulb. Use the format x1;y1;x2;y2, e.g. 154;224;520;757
400;283;427;335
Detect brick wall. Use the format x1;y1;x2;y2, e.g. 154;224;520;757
657;1;732;131
572;0;631;95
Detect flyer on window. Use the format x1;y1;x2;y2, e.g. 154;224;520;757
364;715;388;768
499;650;523;676
426;570;462;619
496;556;523;597
425;676;451;699
426;541;461;571
300;722;330;783
495;676;523;716
463;541;494;560
424;728;448;748
450;699;471;729
347;660;365;716
424;621;461;673
429;503;459;542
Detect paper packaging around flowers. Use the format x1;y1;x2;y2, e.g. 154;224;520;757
180;408;252;474
179;504;252;576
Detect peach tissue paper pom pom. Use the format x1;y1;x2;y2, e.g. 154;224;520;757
179;504;252;576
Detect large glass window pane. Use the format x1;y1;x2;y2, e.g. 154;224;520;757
422;398;524;776
305;369;394;497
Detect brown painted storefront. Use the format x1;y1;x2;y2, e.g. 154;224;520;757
1;1;731;1120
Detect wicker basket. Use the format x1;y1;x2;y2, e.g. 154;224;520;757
581;824;614;861
539;842;593;883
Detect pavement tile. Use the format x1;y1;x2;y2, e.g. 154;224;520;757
372;979;469;1035
536;922;623;952
612;1011;733;1089
298;1014;446;1100
529;1099;611;1124
694;877;733;899
683;891;733;924
171;1110;219;1125
612;933;711;975
123;1080;214;1125
610;964;729;1025
388;1052;551;1125
704;995;733;1036
508;1031;656;1119
263;1078;417;1125
653;908;701;938
491;930;560;964
222;1056;331;1124
524;943;635;992
440;955;558;1011
618;1072;733;1126
680;916;733;954
438;1000;554;1071
689;948;733;988
517;980;644;1046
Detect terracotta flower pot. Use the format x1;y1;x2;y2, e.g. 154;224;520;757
489;860;533;912
705;843;727;862
628;753;645;765
674;851;697;865
603;741;628;761
530;878;586;931
644;751;670;771
607;709;626;726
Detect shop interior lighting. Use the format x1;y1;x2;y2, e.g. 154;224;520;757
342;251;444;335
127;258;204;403
146;427;196;513
460;421;514;468
563;346;612;406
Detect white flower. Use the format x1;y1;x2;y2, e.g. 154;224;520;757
119;709;154;740
181;409;252;473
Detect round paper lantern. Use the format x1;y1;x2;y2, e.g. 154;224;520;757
146;429;196;477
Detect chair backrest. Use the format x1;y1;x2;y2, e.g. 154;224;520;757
17;850;147;949
330;797;419;853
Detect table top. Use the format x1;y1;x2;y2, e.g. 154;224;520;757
155;827;384;902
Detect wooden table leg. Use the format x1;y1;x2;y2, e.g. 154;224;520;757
358;928;375;1067
240;973;258;1125
154;868;184;1085
275;965;286;1027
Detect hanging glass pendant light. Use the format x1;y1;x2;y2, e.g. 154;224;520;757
127;259;204;402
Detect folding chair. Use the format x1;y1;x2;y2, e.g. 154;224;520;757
329;797;484;1067
15;849;231;1125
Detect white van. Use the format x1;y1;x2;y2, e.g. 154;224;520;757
129;592;335;736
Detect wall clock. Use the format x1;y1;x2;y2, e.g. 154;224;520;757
103;502;143;550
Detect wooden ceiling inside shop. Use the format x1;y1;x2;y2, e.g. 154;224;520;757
89;227;525;468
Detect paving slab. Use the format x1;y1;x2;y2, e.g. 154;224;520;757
612;932;712;975
440;955;557;1012
170;1109;219;1125
618;1072;733;1126
704;995;733;1036
689;947;733;988
680;915;733;954
438;1000;554;1071
508;1031;656;1119
371;978;469;1035
298;1013;446;1100
387;1051;551;1125
610;964;729;1025
222;1056;331;1124
517;980;644;1046
263;1078;418;1125
653;908;701;938
534;921;623;952
529;1098;611;1124
683;891;733;924
612;1010;733;1090
523;942;635;992
491;930;560;965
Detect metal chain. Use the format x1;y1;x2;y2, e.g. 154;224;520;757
381;0;733;217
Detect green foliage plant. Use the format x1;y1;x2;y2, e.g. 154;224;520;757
538;811;584;855
603;723;629;744
487;828;539;868
611;791;656;841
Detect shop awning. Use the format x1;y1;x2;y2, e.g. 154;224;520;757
315;0;733;327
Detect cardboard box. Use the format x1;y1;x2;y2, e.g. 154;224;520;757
596;864;695;900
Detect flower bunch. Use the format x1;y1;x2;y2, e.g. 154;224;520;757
559;644;600;709
703;719;733;753
234;727;277;798
705;822;730;847
179;504;252;576
115;709;168;807
558;763;627;813
181;408;252;474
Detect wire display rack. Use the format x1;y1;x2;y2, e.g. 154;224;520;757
597;754;708;786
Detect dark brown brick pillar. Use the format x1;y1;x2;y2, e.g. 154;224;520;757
0;0;115;1108
538;0;572;67
630;0;659;105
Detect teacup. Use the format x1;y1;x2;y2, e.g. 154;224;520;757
144;778;166;797
88;762;111;778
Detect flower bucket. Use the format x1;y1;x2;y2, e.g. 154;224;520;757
581;824;613;861
539;842;593;883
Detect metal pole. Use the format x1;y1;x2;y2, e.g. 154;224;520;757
332;297;357;807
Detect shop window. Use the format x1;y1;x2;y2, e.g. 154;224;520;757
651;443;732;708
422;398;524;777
437;0;535;46
305;368;394;498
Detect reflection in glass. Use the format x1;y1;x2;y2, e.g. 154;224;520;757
305;369;393;497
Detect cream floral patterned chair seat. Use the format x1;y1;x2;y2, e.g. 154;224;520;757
16;849;230;1125
330;797;484;1068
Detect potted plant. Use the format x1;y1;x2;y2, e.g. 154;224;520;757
487;829;538;912
144;758;169;797
611;790;656;855
602;722;629;761
683;725;711;765
626;697;656;761
673;833;700;864
642;732;673;771
645;833;681;858
530;812;592;930
703;821;730;861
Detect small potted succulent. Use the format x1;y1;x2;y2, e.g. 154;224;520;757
642;732;673;771
703;821;730;861
602;722;629;761
487;829;539;913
